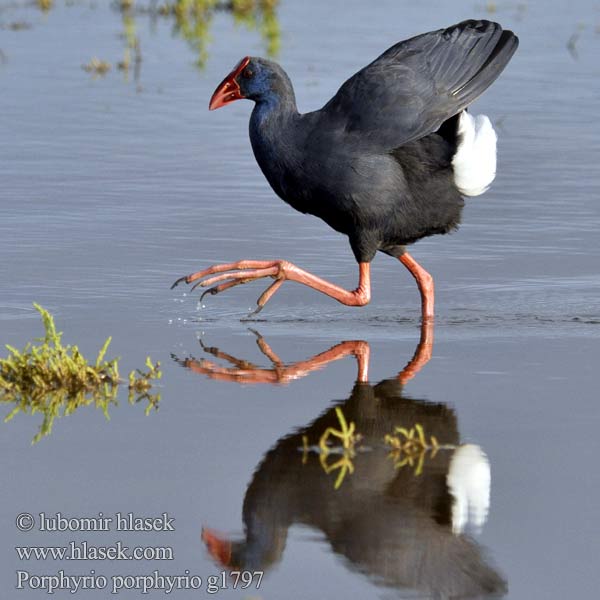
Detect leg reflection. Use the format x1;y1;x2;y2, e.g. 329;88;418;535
173;319;433;386
175;322;503;597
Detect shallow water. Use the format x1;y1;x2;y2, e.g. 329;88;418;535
1;0;599;598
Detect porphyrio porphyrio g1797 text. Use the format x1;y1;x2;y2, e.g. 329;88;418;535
173;20;518;319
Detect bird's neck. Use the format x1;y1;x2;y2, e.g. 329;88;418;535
250;89;299;136
249;90;301;176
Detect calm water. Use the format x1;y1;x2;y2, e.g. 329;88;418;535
1;0;599;598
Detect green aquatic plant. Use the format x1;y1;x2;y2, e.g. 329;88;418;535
36;0;53;11
128;356;162;411
171;0;216;68
319;407;358;452
319;449;355;491
316;407;361;490
231;0;281;57
3;21;33;31
155;0;280;67
307;413;448;486
82;57;112;76
0;304;161;443
384;423;439;476
117;0;141;81
12;0;280;77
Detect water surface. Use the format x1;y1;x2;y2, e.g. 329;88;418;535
1;0;599;598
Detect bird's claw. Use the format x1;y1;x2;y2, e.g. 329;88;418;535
199;287;219;302
171;260;286;314
170;275;188;290
191;280;205;293
244;304;264;319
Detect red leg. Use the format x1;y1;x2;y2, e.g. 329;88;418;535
399;252;434;318
173;260;371;313
397;318;434;385
175;339;370;385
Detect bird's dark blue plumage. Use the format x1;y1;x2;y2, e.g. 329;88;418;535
174;19;519;318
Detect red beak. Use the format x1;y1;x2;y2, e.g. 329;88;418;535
209;56;251;111
202;527;233;567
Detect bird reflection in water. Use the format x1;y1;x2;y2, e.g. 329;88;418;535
174;321;505;598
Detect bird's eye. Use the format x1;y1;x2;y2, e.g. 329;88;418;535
242;67;254;79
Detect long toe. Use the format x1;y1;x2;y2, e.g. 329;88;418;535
170;275;189;289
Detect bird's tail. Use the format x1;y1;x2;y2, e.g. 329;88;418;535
452;110;497;197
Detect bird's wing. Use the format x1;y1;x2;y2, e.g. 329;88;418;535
320;20;518;149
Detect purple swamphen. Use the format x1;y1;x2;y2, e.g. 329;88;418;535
173;20;518;318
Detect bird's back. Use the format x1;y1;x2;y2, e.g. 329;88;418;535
251;107;463;261
248;20;517;262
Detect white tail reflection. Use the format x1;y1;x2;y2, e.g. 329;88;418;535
448;444;491;535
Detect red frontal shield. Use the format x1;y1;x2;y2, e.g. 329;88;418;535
209;57;251;110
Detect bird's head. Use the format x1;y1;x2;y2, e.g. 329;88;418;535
209;57;294;110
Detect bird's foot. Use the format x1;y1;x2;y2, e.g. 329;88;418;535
172;259;289;313
173;335;369;385
172;259;371;313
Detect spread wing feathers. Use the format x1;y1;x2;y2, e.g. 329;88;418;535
320;20;518;149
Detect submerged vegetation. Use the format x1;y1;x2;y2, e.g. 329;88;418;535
7;0;280;74
0;304;161;443
319;406;359;453
384;424;440;476
316;407;361;490
82;57;111;76
127;0;280;69
36;0;53;11
303;408;450;489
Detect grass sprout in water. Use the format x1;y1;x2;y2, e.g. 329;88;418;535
4;0;280;76
0;304;161;443
117;1;141;81
319;407;359;452
306;409;450;488
36;0;53;11
158;0;280;67
113;0;280;70
230;0;281;57
82;57;111;76
309;408;361;490
384;424;440;476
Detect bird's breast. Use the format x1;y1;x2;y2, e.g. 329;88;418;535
252;130;405;235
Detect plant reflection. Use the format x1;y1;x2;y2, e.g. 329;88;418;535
36;0;53;11
119;0;280;70
174;322;505;597
6;0;280;75
2;375;161;444
1;306;162;443
117;1;142;82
